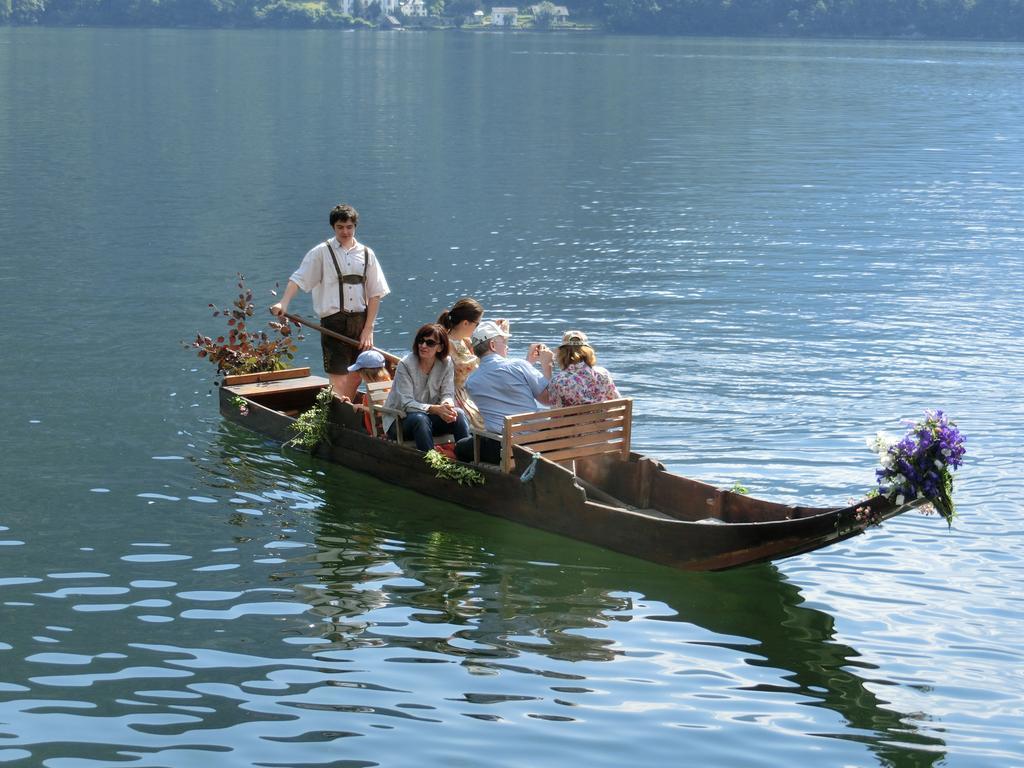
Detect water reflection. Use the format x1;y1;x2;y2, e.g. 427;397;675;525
299;466;947;766
653;567;947;767
200;422;951;763
0;423;953;766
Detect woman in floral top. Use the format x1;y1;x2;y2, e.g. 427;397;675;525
437;298;487;430
548;330;621;407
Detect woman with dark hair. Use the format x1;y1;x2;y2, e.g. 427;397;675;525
437;297;486;430
382;323;470;451
548;330;621;408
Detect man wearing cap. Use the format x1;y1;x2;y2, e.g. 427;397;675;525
454;320;555;463
271;204;390;401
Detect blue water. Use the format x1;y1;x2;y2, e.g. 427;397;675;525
1;28;1023;767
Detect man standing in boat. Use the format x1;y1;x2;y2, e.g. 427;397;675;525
271;204;390;401
454;320;554;463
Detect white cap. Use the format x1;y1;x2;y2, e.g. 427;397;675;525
471;320;510;346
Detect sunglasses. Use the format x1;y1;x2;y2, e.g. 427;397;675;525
417;338;439;348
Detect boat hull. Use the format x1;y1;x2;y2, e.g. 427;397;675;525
219;373;915;571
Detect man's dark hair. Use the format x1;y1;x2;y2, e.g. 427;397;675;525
329;204;359;227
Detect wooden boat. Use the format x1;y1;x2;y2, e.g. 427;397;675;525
220;367;920;572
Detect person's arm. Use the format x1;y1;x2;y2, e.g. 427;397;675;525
546;372;563;408
439;358;457;407
360;248;389;350
517;360;552;407
359;295;381;350
526;343;554;379
601;368;621;400
270;280;301;317
272;245;320;316
539;347;554;380
432;359;459;423
391;360;419;412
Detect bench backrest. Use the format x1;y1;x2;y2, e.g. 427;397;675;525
365;380;392;405
500;398;632;473
364;380;394;437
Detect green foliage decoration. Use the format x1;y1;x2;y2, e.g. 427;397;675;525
287;386;334;450
424;449;485;486
187;273;301;378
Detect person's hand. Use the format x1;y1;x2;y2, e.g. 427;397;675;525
270;302;286;317
527;343;552;364
359;328;374;350
537;345;554;379
432;403;458;423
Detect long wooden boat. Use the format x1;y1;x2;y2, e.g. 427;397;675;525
219;368;920;571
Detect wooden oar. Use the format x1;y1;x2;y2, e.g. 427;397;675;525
279;311;401;366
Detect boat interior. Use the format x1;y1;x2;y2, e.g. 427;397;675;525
229;377;836;527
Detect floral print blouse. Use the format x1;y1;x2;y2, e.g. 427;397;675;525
450;338;484;429
548;362;621;408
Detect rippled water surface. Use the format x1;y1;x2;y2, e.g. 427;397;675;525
2;29;1023;767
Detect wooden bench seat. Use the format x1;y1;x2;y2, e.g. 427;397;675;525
360;381;455;447
478;398;633;473
363;380;400;440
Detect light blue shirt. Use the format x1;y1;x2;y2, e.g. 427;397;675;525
465;354;549;433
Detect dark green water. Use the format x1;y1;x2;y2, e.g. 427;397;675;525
1;28;1022;767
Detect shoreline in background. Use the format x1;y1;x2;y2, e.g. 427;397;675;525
3;0;1023;42
4;23;1024;43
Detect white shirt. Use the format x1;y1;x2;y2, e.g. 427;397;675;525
289;237;390;318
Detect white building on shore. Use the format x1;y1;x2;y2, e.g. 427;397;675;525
336;0;401;17
490;6;518;26
528;3;569;22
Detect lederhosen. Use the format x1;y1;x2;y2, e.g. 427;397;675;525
320;241;369;373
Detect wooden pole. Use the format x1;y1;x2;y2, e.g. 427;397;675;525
279;311;401;366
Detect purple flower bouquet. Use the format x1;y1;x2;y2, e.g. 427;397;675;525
869;411;967;524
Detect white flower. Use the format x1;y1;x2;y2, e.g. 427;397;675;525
896;494;905;505
934;459;944;470
868;431;895;456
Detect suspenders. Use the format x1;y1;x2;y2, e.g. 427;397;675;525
325;241;369;315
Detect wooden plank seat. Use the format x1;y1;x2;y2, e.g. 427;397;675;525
473;398;633;473
350;379;401;441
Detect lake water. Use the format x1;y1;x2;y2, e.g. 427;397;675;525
2;27;1023;767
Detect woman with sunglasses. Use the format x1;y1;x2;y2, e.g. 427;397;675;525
381;323;470;452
